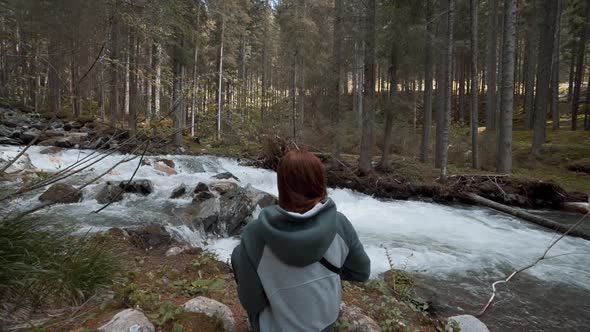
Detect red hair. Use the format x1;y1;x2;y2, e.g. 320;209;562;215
277;150;327;214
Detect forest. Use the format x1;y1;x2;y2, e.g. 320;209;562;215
1;0;590;331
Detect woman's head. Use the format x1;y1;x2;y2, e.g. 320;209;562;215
277;150;327;214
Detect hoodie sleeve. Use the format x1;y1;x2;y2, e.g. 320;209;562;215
339;215;371;282
231;235;268;319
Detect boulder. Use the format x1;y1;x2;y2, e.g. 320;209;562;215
447;315;489;332
219;186;254;235
170;183;187;199
337;303;381;332
54;137;73;148
119;180;154;195
98;309;155;332
39;146;63;155
0;151;34;173
245;184;277;208
127;224;172;250
96;182;126;204
49;121;64;130
176;196;219;231
153;161;177;176
155;158;175;168
183;297;235;332
213;172;240;182
39;183;82;204
210;180;239;195
20;130;40;144
63;121;83;131
193;182;209;193
165;246;189;257
0;137;20;145
193;191;215;202
0;124;14;137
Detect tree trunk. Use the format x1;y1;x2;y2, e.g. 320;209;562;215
173;42;184;147
531;0;559;156
496;0;517;174
458;54;466;124
434;0;448;168
550;0;562;130
154;43;161;117
146;40;152;126
570;1;590;131
523;2;539;130
217;15;225;140
440;0;454;178
359;0;376;174
261;0;270;123
128;31;137;138
332;0;344;167
567;41;576;103
379;44;397;169
485;0;498;130
420;0;434;163
470;0;480;169
48;37;61;114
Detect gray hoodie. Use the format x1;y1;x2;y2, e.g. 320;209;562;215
231;198;371;331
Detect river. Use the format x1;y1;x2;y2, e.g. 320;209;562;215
1;145;589;331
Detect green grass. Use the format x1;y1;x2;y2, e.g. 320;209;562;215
0;217;119;307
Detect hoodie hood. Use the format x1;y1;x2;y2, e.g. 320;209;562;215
256;198;339;267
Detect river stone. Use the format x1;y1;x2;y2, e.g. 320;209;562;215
39;146;63;155
338;303;382;332
127;224;172;250
0;137;20;145
245;184;277;208
96;182;126;204
219;186;254;235
20;130;40;144
119;179;153;195
165;246;189;257
155;158;175;168
183;297;235;332
39;183;82;204
210;180;239;195
213;172;240;182
193;191;215;202
98;309;155;332
194;182;209;193
170;183;187;199
447;315;489;332
177;196;219;231
0;151;34;173
0;124;13;137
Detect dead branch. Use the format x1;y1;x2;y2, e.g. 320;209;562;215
477;211;590;317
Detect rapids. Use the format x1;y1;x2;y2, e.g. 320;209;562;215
1;145;588;331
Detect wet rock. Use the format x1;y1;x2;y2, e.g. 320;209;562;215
0;151;34;173
39;146;63;155
210;180;239;195
165;246;189;257
170;184;187;199
245;184;277;208
54;137;73;148
0;124;14;137
44;129;66;138
119;179;153;195
49;121;64;130
193;191;215;202
447;315;489;332
219;186;253;235
96;182;126;204
98;309;154;332
153;161;177;176
39;183;82;204
193;182;209;193
20;129;40;144
0;137;20;145
183;297;235;332
63;121;83;131
213;172;240;182
177;196;219;231
338;303;381;332
156;158;175;168
127;224;172;250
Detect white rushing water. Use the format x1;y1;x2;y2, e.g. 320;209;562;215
1;145;589;289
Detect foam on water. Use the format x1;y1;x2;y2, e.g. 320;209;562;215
2;145;589;291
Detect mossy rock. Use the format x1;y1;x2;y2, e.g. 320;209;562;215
567;158;590;174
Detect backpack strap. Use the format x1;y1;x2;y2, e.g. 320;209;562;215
319;257;341;274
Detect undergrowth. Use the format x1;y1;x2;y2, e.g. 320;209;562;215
0;217;119;309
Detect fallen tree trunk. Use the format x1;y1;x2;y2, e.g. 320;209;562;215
563;202;590;215
465;193;590;241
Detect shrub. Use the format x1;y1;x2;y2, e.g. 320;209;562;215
0;217;119;307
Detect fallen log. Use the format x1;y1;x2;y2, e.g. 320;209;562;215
465;193;590;241
563;202;590;215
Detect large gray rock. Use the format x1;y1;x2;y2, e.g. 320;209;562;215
245;184;277;208
0;151;34;173
213;172;240;182
183;297;235;332
338;303;381;332
219;186;254;236
209;180;239;195
0;137;20;145
0;124;14;137
96;182;126;204
20;129;40;144
119;179;154;195
39;183;82;204
98;309;154;332
176;195;219;232
170;183;187;199
447;315;489;332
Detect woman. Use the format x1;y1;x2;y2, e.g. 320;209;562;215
231;150;371;331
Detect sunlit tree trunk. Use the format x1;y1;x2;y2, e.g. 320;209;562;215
470;0;480;169
485;0;498;130
440;0;454;178
420;0;434;163
359;0;376;174
497;0;516;173
550;0;562;130
570;1;590;131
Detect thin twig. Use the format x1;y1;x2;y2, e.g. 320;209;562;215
477;211;590;317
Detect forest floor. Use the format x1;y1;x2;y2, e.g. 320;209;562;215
34;229;441;332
